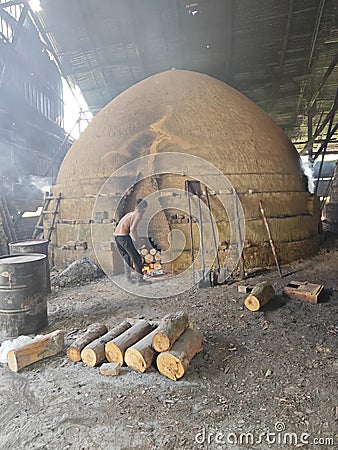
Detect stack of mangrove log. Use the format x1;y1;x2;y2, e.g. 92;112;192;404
66;311;203;381
140;247;163;273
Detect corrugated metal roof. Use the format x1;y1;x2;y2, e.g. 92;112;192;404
38;0;338;152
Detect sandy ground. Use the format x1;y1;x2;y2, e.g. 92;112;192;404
0;236;337;450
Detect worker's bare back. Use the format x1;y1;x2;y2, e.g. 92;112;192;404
114;211;141;236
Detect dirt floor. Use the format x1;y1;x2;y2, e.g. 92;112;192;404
1;236;337;450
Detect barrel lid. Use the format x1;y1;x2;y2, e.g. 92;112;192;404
9;239;49;247
0;254;46;264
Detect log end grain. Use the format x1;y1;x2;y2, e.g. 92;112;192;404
156;353;187;381
244;282;275;311
124;347;154;373
81;347;102;367
152;311;189;352
152;333;170;353
105;342;123;365
156;327;203;381
7;353;19;373
244;295;261;312
66;347;81;362
124;348;147;373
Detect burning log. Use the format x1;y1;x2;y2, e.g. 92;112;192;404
81;321;131;367
66;323;108;362
124;329;157;372
105;320;154;364
7;330;64;372
156;327;203;380
143;265;151;276
244;281;275;311
152;311;189;352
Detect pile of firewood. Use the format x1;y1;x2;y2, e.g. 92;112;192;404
66;312;203;381
140;247;163;273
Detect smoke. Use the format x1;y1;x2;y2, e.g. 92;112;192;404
301;159;315;193
27;175;52;194
11;175;52;210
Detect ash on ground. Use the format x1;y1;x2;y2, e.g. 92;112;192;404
51;257;105;288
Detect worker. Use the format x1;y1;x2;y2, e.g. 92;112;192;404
114;199;150;285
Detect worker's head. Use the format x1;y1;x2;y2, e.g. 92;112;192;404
135;198;148;214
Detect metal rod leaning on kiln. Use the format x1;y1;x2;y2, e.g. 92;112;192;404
185;181;196;286
259;200;283;278
233;188;245;280
205;187;221;279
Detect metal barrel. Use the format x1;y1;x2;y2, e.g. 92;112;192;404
0;254;48;339
9;239;51;293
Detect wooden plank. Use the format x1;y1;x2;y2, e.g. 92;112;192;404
283;280;324;304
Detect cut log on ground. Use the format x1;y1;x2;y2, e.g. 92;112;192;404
124;329;157;372
105;320;154;364
244;281;275;311
156;327;203;381
66;323;108;362
7;330;64;372
99;362;121;376
152;311;189;352
81;321;131;367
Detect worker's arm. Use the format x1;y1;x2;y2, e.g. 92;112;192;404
130;212;142;243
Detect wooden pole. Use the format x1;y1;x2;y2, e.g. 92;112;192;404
244;281;275;311
152;311;189;352
259;200;283;277
7;330;64;372
81;321;131;367
105;320;154;364
66;323;108;362
234;188;245;279
205;187;221;271
156;327;203;381
186;189;195;285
